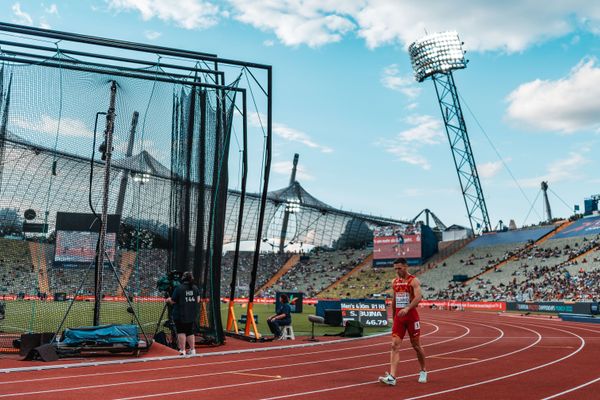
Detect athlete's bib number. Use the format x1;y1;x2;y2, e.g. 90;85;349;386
395;292;409;308
414;321;420;330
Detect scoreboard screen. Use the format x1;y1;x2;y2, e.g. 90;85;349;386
373;224;421;265
54;212;120;267
340;299;388;327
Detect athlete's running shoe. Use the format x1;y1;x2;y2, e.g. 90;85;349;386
378;372;396;386
187;348;196;355
418;370;428;383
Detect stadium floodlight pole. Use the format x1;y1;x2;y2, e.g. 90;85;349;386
409;31;491;233
93;80;117;326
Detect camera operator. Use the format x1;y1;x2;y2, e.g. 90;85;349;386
166;271;200;356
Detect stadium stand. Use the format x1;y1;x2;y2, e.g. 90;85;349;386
466;225;555;248
433;220;600;302
256;254;301;295
0;238;36;296
318;254;374;296
220;251;291;298
319;238;471;299
419;225;557;298
268;248;368;298
124;248;168;297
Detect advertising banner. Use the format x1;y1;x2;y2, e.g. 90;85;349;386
419;300;506;311
506;301;594;314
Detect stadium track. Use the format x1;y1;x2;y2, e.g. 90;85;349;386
0;309;598;399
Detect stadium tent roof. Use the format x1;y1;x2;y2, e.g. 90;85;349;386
1;130;408;249
112;151;171;179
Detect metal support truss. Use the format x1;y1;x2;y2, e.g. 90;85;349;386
432;72;491;232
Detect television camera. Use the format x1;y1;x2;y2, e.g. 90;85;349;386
152;270;182;348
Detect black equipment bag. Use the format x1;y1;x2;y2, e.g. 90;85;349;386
343;320;363;337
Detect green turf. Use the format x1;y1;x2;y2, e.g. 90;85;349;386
0;300;390;340
221;303;391;337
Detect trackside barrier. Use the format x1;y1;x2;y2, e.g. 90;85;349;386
0;295;321;304
506;301;597;315
559;314;600;324
419;300;506;311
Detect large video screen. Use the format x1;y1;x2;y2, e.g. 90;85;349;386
54;212;120;267
373;224;422;265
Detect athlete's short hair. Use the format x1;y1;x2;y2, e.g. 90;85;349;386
392;257;408;266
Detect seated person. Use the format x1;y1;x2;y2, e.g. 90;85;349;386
267;294;292;339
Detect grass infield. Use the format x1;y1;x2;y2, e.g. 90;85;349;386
0;300;390;339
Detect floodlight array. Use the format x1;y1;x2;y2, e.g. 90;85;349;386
285;199;301;213
409;31;466;82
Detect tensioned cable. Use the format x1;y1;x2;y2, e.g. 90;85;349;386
548;188;575;213
522;188;542;226
243;68;267;195
0;31;57;44
457;91;543;223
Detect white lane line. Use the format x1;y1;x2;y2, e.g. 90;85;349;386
259;319;542;400
541;376;600;399
0;323;440;386
0;322;464;397
110;320;506;400
491;313;600;333
0;328;395;374
403;323;585;399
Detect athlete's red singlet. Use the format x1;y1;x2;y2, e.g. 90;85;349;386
392;274;421;339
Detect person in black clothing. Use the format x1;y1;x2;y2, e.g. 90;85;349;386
167;271;200;355
267;293;292;339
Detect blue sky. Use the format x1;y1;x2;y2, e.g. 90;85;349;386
3;1;600;230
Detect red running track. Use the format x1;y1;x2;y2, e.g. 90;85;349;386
0;309;598;399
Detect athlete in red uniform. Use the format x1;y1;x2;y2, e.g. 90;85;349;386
379;257;427;385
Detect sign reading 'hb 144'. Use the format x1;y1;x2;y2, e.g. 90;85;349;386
340;299;388;326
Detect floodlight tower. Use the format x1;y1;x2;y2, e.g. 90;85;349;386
409;31;491;232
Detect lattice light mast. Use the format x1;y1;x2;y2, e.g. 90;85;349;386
409;31;491;232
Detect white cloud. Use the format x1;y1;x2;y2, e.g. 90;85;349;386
144;30;162;40
381;64;420;98
506;58;600;134
400;115;445;145
250;113;333;153
12;3;33;26
13;115;94;138
263;39;275;47
354;0;592;51
226;1;600;52
478;160;503;179
107;0;220;30
45;4;59;15
272;160;314;181
39;17;51;29
228;0;358;47
377;114;443;170
518;152;588;188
